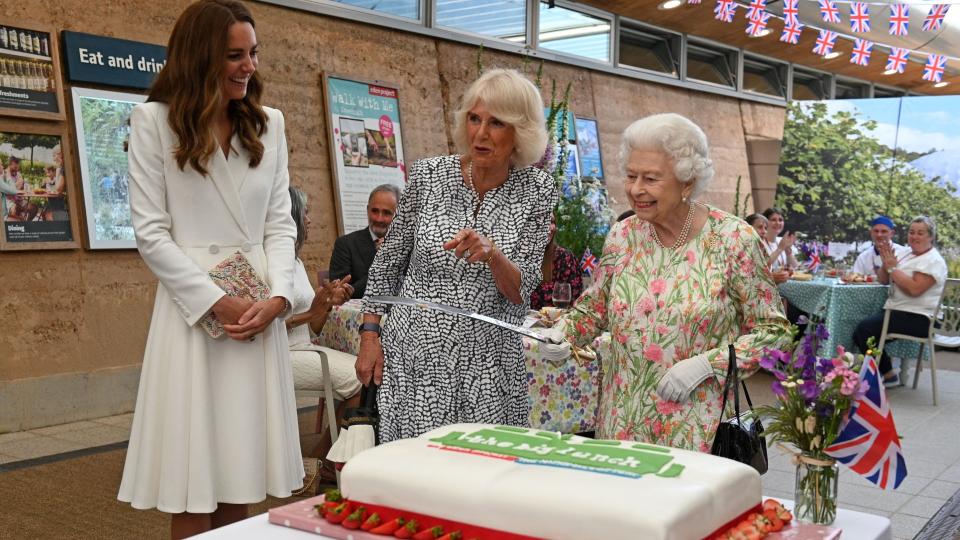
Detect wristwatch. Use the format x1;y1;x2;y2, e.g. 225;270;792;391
886;265;898;273
359;322;382;337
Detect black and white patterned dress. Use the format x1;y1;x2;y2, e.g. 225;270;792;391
362;155;557;442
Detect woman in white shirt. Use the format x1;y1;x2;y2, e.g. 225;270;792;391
761;207;798;271
853;216;948;387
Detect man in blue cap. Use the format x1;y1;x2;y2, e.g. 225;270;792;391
851;216;906;276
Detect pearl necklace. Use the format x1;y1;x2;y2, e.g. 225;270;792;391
651;201;696;250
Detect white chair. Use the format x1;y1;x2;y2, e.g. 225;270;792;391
878;278;960;406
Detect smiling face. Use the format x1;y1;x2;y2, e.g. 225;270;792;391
466;100;516;170
221;22;258;102
766;212;784;238
624;149;690;228
907;222;933;253
870;224;893;245
367;191;398;238
751;218;768;238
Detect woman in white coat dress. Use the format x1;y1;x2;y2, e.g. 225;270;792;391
117;2;302;537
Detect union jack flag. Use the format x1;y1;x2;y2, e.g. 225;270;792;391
850;2;871;33
780;21;804;44
886;48;909;73
747;0;766;20
687;0;702;3
715;2;737;22
825;357;907;490
819;0;841;23
580;248;599;276
923;54;947;82
746;12;771;36
806;253;822;273
889;4;910;36
812;30;838;56
923;4;950;32
714;0;734;14
782;0;800;26
851;39;873;66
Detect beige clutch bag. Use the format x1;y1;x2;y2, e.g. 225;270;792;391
199;251;271;338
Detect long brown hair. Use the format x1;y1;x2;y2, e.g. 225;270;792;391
148;0;267;176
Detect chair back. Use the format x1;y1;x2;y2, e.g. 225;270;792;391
936;278;960;339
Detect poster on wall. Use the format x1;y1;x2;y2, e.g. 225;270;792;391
574;116;603;180
0;126;79;250
71;87;145;249
322;73;406;235
0;21;65;120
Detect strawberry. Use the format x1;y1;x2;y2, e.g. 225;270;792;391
412;526;445;540
343;507;367;530
320;489;345;513
394;519;419;538
762;509;784;532
370;517;406;535
436;532;463;540
762;499;793;524
361;513;383;531
324;502;350;524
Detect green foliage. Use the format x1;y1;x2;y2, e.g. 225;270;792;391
948;258;960;279
776;102;960;249
732;175;751;217
554;180;608;259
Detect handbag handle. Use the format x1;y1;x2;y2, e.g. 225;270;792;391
717;344;758;426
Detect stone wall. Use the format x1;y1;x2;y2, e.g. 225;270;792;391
0;0;785;431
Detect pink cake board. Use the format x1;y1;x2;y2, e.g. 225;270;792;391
268;495;382;540
768;523;842;539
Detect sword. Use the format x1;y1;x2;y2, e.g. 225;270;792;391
366;295;550;342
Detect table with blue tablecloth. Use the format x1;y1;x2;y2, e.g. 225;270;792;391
314;300;601;434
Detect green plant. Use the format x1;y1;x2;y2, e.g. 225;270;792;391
732;175;751;217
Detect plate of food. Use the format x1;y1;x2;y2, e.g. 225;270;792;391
840;272;877;284
790;271;813;281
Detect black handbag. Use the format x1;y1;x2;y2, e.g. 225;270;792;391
710;345;768;475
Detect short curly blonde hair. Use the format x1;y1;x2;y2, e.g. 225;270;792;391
619;113;714;199
453;69;547;169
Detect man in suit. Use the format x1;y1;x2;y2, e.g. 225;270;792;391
329;183;401;299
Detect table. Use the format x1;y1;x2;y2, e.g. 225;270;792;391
316;300;601;434
194;499;892;539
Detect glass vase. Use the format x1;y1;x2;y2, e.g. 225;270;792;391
794;453;839;525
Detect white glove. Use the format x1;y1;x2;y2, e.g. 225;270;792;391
537;324;572;364
657;355;714;403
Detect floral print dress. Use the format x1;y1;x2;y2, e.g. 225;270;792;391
562;206;792;452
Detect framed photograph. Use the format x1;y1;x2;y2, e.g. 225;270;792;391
322;73;406;235
0;21;66;120
71;86;145;249
0;124;80;250
574;116;603;180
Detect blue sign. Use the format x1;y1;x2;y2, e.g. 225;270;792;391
62;31;166;90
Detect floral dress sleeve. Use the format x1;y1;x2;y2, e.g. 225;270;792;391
560;221;627;347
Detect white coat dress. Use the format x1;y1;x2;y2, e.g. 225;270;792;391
118;101;303;513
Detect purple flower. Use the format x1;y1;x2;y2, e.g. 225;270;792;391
800;379;820;400
772;379;786;397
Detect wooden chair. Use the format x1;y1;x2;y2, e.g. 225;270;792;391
878;278;960;406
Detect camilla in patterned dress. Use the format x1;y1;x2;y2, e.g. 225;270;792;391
544;113;792;452
356;69;557;442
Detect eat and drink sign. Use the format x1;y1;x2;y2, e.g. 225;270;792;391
62;31;166;90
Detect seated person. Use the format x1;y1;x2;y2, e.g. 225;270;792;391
530;215;583;310
286;187;361;470
3;157;37;222
761;207;798;271
329;184;400;299
851;216;907;277
746;213;789;284
853;216;947;387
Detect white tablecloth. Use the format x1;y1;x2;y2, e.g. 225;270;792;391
194;499;892;540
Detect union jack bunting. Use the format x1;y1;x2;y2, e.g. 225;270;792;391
850;2;871;33
812;30;838;56
782;0;800;26
889;4;909;36
746;12;771;36
714;0;734;14
687;0;702;4
580;248;599;276
885;48;909;73
923;54;947;83
851;39;873;66
715;2;737;22
780;21;804;44
819;0;841;23
922;4;950;32
746;0;767;20
825;357;907;490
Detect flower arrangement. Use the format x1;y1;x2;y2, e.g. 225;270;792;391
754;321;871;524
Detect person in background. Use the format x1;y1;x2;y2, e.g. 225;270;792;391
851;216;907;277
761;207;798;271
43;147;68;221
328;183;400;299
746;213;789;284
356;68;557;443
3;156;36;222
118;2;303;537
541;113;792;452
530;214;583;310
616;208;635;222
853;216;947;387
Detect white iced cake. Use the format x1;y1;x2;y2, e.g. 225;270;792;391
340;423;761;539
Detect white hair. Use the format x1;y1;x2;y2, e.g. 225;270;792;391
618;113;714;199
453;69;547;169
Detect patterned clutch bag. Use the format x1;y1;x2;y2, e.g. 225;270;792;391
199;251;271;338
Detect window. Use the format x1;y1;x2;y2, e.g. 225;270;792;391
686;42;736;88
618;21;678;77
436;0;526;41
792;68;829;100
326;0;419;20
742;56;786;98
873;85;905;99
834;78;869;99
538;1;611;62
